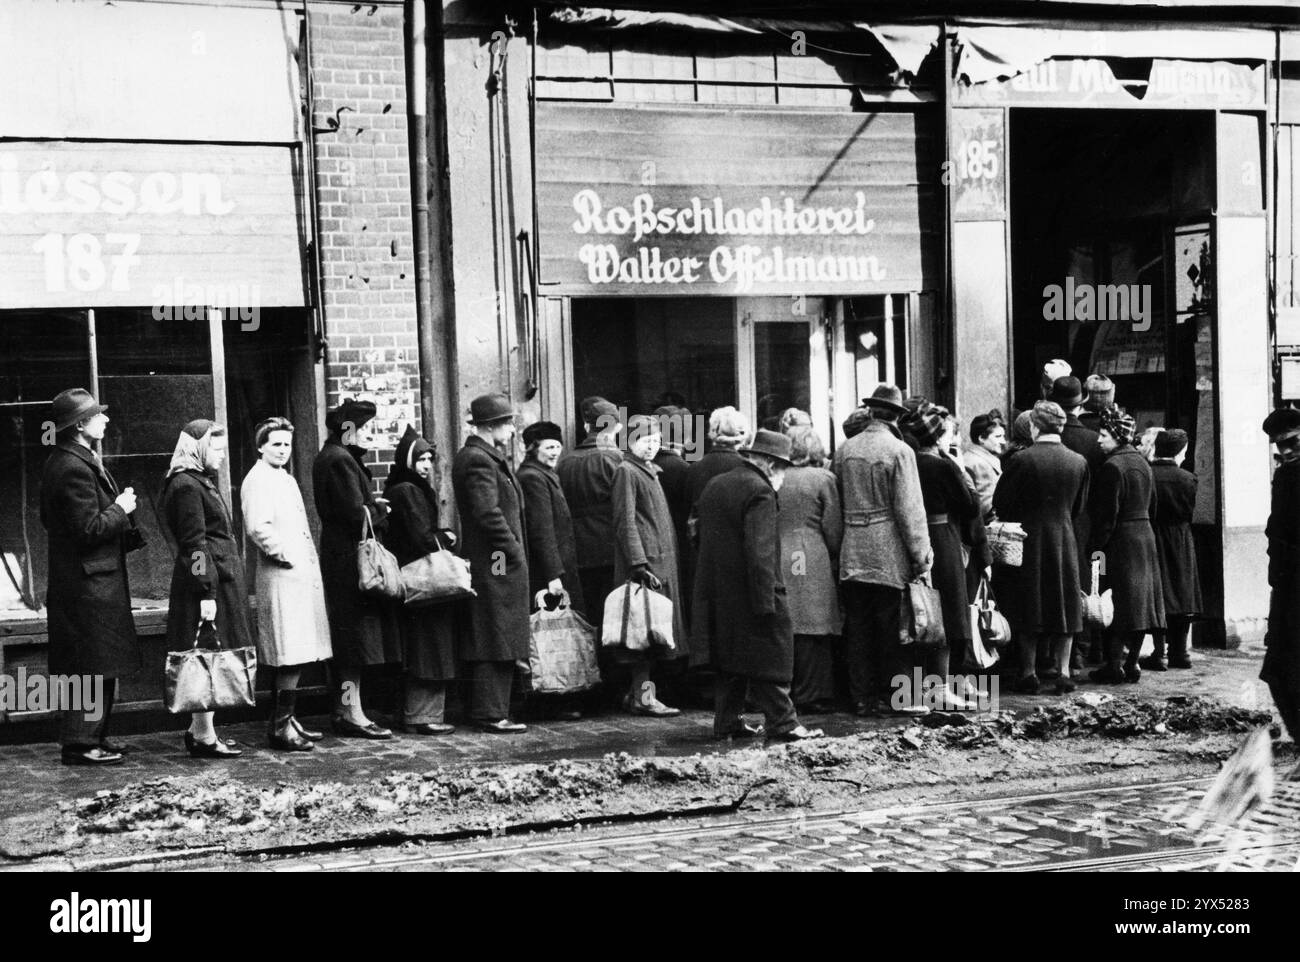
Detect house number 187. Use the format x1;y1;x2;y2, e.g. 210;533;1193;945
33;232;141;293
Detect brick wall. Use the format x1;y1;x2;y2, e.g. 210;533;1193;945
308;1;418;482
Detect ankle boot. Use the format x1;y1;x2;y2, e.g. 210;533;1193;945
269;690;313;751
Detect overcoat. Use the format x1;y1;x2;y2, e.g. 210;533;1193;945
776;466;843;636
384;472;459;681
1263;458;1300;695
556;434;622;570
991;438;1088;635
40;441;141;676
692;461;793;684
1089;445;1166;633
917;451;981;645
1150;460;1204;617
240;460;332;667
1061;413;1104;578
611;453;686;656
451;435;530;662
654;447;693;610
685;449;744;511
159;469;254;652
312;440;399;667
517;458;587;616
963;443;1002;520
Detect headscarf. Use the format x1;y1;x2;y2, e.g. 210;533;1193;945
386;424;435;498
1100;406;1137;446
165;419;222;478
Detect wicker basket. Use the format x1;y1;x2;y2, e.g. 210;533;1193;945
986;521;1027;567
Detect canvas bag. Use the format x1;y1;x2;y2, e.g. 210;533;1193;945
1081;556;1114;629
401;547;474;607
966;578;1004;670
528;590;602;694
357;509;403;599
899;574;947;649
601;581;676;653
164;619;257;714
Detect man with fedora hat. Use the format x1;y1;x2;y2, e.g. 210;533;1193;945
41;388;143;765
692;429;823;741
1261;407;1300;747
833;384;933;717
453;393;531;732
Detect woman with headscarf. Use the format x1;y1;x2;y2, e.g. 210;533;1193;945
1002;411;1035;465
159;419;248;758
384;426;459;734
240;416;332;751
1088;407;1166;684
313;399;399;739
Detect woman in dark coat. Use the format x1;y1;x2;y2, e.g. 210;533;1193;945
1143;429;1203;671
611;414;685;716
685;406;749;512
313;399;398;739
1262;408;1300;746
1088;407;1166;684
992;401;1089;694
40;388;142;765
159;420;249;758
385;426;459;735
652;404;694;619
904;405;981;706
451;393;531;733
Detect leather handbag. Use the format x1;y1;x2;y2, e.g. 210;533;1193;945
601;581;676;653
163;619;257;714
527;590;601;694
974;577;1012;649
401;548;474;606
899;574;947;649
1081;556;1114;629
357;510;403;599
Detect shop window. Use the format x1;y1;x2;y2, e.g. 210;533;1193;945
843;294;909;397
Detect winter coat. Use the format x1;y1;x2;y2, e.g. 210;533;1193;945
40;441;141;677
992;438;1088;635
611;453;686;657
1089;445;1166;634
1264;458;1300;690
451;435;530;662
686;449;744;511
917;451;981;645
833;420;931;589
776;465;843;636
654;447;694;613
240;459;332;667
517;458;587;617
692;461;793;684
159;469;254;653
1150;460;1204;617
963;443;1002;520
1061;414;1104;578
312;440;399;667
384;472;459;682
556;434;622;570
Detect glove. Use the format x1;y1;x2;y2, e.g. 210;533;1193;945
629;564;661;590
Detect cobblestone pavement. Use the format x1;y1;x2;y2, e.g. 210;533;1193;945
177;776;1300;873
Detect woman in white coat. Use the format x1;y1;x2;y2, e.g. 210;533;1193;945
241;417;333;751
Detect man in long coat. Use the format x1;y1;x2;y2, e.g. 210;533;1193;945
1051;376;1104;669
1262;408;1300;746
40;389;142;765
693;430;823;741
556;397;622;627
452;393;530;732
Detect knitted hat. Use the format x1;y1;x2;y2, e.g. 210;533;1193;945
902;403;948;449
1100;406;1137;445
1030;400;1067;435
1084;374;1115;411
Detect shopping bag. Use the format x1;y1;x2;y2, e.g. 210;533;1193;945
528;590;602;694
163;620;257;714
1081;556;1114;629
974;577;1012;649
899;574;947;649
401;548;474;606
601;581;676;653
357;510;403;599
966;601;1000;670
986;520;1027;567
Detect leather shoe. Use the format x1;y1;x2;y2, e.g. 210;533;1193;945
331;716;393;740
62;746;124;766
291;717;324;741
1089;665;1127;685
1138;655;1167;672
1055;676;1077;695
98;740;131;755
478;719;526;733
401;722;455;736
770;725;825;742
1167;655;1193;669
184;732;243;758
1123;664;1141;684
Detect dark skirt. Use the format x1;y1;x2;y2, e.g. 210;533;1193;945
928;520;971;645
399;602;460;681
793;634;836;706
164;569;253;653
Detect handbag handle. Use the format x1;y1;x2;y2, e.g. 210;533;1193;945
1090;556;1101;595
192;617;223;650
360;506;376;543
534;588;570;612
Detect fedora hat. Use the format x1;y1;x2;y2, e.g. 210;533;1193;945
742;428;793;465
51;388;107;433
467;393;517;425
1049;375;1087;410
861;384;906;415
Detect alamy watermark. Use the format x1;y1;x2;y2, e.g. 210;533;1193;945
151;277;261;331
890;669;1000;712
1042;277;1151;331
594;406;707;462
0;669;104;720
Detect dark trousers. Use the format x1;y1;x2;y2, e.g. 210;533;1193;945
60;676;115;749
714;673;798;736
1268;677;1300;742
1151;616;1193;660
843;582;910;707
467;661;515;722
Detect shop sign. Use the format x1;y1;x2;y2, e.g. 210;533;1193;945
536;105;938;296
0;141;306;310
953;59;1265;110
950;108;1005;219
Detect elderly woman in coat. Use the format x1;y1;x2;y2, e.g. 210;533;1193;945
40;388;143;766
313;399;398;740
1143;429;1202;672
777;425;843;713
693;429;824;741
1088;407;1166;684
160;419;249;758
992;401;1089;695
610;413;685;716
452;393;531;733
241;416;332;751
